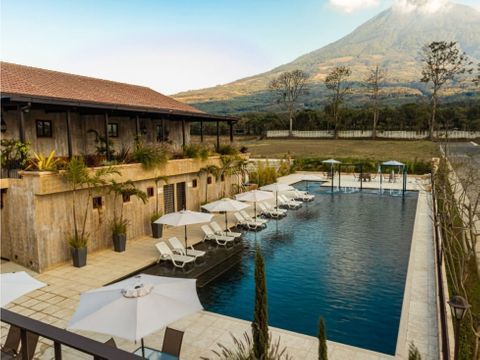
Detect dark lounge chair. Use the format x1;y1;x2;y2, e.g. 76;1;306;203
1;325;21;358
161;327;184;358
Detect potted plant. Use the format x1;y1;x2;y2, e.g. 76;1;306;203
150;211;163;238
63;157;118;267
109;180;147;252
68;234;88;268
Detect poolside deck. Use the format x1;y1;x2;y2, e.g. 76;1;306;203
1;172;436;359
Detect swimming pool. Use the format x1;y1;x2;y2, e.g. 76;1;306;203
197;182;418;355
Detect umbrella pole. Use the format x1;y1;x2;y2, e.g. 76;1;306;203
225;212;228;233
254;202;257;219
141;338;145;359
184;225;188;250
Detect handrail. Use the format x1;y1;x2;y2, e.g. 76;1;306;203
431;172;451;360
1;308;141;360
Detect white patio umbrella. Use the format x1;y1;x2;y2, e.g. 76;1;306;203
0;271;46;307
154;210;213;250
68;274;202;358
322;159;341;191
260;183;294;208
202;198;250;232
235;190;273;218
382;160;405;166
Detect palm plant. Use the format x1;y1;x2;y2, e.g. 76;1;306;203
62;157;118;264
26;150;61;171
199;165;220;203
109;180;147;232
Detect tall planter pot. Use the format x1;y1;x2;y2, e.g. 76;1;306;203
112;234;127;252
151;223;163;239
71;247;87;268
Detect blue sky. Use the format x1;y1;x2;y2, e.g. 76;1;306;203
1;0;479;94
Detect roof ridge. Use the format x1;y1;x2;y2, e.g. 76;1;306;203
0;61;156;92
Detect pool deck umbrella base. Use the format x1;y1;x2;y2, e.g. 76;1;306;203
154;210;213;250
202;198;250;232
68;274;202;358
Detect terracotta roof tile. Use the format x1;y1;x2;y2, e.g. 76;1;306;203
0;62;203;114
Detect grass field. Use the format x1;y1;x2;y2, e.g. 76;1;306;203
238;138;439;162
191;136;439;162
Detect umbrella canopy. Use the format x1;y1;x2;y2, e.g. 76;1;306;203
260;183;294;208
260;183;294;193
202;198;250;231
235;190;273;203
0;271;46;307
202;198;249;213
235;190;274;218
154;210;213;226
68;274;202;342
382;160;404;166
154;210;213;249
322;159;341;164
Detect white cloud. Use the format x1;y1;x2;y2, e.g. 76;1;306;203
393;0;451;13
329;0;381;13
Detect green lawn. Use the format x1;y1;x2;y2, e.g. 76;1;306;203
237;138;439;162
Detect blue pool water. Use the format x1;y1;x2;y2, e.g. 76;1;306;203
197;182;418;355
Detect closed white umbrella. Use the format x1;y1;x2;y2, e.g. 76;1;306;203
202;198;249;232
235;190;273;218
260;183;295;208
68;274;202;357
0;271;46;307
154;210;213;249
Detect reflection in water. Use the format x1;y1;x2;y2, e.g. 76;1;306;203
197;184;418;355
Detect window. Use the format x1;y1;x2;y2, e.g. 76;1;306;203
108;123;119;137
36;120;52;137
207;176;212;185
192;179;198;188
147;187;154;197
122;194;130;203
93;196;102;209
220;174;225;182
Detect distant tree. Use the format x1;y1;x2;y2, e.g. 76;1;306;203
318;317;328;360
365;66;387;139
420;41;472;140
325;66;351;139
269;70;309;136
474;63;480;87
252;246;269;359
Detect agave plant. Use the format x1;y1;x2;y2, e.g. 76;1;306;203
26;150;60;171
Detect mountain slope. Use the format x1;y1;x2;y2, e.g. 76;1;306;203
174;3;480;114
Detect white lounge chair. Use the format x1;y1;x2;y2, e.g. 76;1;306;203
201;225;235;246
210;221;242;239
258;203;283;218
263;202;287;215
234;212;265;230
278;195;302;209
240;210;268;225
155;242;196;268
293;190;315;202
168;237;206;259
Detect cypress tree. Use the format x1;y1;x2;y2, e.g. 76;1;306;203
318;317;327;360
252;246;269;359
